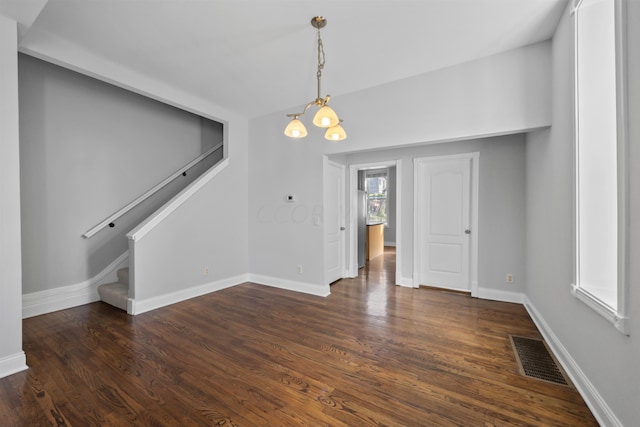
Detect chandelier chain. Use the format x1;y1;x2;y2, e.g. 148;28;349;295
316;27;325;101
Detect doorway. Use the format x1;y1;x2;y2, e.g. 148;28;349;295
348;160;402;284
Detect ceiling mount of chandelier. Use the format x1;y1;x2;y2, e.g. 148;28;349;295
284;16;347;142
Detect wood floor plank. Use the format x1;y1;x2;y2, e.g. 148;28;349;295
1;247;598;426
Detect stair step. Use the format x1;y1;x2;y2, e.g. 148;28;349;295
117;267;129;286
98;282;128;311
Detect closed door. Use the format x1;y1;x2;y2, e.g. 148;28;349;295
325;161;344;284
415;155;471;291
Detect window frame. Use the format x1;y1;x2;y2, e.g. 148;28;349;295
570;0;630;335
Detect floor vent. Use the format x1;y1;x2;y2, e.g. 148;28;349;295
509;335;571;387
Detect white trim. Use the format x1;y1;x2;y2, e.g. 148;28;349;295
83;142;223;238
129;274;248;315
0;352;28;379
470;153;480;297
572;0;630;333
412;158;420;288
614;0;630;333
127;158;229;241
396;276;414;288
22;251;129;318
383;242;396;247
570;283;630;334
348;164;358;277
476;287;525;304
394;161;403;286
129;274;330;315
524;296;624;427
248;274;330;297
570;0;584;15
413;152;480;294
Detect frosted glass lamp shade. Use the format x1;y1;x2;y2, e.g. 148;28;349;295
312;105;339;128
324;123;347;141
284;118;308;138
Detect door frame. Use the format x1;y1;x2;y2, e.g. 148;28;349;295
413;152;479;296
347;160;403;284
324;158;346;284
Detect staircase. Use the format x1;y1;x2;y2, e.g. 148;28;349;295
98;267;129;311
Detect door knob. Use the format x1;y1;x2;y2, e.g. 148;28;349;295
340;226;346;231
465;229;471;234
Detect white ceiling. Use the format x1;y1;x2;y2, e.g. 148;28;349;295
3;0;567;118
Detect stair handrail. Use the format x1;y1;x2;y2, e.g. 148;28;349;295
83;141;223;238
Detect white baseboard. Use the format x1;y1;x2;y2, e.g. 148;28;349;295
476;287;525;304
384;242;397;247
248;274;330;297
0;352;28;379
22;266;330;318
129;274;249;315
393;278;524;301
22;251;129;318
524;296;622;427
396;275;415;288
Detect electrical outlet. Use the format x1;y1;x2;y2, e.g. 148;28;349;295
204;267;209;276
297;265;302;275
506;274;514;284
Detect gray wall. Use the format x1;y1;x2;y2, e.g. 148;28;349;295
525;3;640;425
344;134;526;294
249;43;550;288
19;54;223;294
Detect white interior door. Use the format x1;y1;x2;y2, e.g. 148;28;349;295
325;160;344;284
415;155;472;292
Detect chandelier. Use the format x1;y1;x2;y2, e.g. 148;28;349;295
284;16;347;141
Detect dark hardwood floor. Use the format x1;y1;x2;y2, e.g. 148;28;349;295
1;247;598;426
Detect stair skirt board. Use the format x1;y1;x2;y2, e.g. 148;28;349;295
22;252;129;319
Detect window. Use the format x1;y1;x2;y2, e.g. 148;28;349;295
572;0;629;334
365;170;388;225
